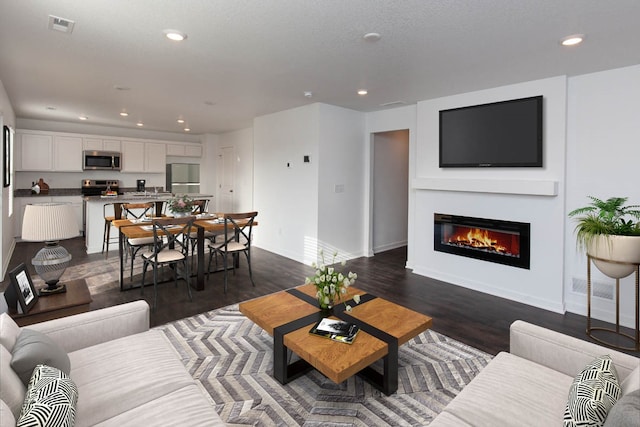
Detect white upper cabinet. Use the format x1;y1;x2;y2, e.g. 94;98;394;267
18;133;82;171
83;137;121;152
16;130;189;173
121;140;145;172
166;143;203;157
19;133;53;171
53;136;83;171
144;142;166;173
121;140;166;173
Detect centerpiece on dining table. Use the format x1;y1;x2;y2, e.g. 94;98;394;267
168;194;194;217
305;248;359;311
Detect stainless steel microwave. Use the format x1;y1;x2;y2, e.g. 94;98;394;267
83;151;122;171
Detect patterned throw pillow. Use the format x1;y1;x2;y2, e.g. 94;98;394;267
17;364;78;427
564;355;621;427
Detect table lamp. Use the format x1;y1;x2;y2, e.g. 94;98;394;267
21;203;78;295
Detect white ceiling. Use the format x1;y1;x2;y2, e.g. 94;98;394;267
1;1;639;136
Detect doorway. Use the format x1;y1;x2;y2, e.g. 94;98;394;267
372;130;409;254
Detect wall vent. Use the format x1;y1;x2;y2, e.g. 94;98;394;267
572;277;614;300
379;101;407;107
48;15;75;34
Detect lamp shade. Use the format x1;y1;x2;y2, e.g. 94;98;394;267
22;203;78;242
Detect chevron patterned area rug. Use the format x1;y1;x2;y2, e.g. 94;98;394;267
153;304;492;426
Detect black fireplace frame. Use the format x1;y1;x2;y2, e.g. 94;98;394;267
434;213;530;269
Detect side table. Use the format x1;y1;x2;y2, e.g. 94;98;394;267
8;279;92;327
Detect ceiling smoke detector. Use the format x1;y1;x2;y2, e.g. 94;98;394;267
48;15;75;34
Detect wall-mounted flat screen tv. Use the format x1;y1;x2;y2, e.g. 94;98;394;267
439;95;543;168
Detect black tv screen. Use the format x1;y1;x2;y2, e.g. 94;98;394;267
439;95;543;168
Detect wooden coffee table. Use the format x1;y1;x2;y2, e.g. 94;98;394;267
239;284;432;395
8;279;92;327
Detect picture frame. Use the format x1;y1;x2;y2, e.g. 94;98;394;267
3;125;10;188
6;263;38;313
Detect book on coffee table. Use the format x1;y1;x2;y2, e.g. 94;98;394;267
309;318;359;344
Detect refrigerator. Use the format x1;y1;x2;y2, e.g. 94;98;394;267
166;163;200;194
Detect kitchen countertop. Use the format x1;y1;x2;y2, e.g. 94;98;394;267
14;188;83;197
83;193;213;202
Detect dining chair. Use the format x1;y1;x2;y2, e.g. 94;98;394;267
122;202;156;280
187;199;217;262
101;203;122;255
191;199;209;214
207;211;258;293
140;217;195;309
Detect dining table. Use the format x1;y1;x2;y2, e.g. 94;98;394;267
112;215;256;291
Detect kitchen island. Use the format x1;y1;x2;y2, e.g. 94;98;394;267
83;193;213;254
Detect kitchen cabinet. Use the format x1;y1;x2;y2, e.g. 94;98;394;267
121;140;145;172
53;136;83;171
84;138;121;152
144;142;166;172
18;134;52;171
121;140;166;173
17;133;82;171
166;143;203;157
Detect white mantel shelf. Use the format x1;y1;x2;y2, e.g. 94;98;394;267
412;177;558;196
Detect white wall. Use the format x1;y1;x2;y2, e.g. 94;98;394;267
411;76;567;313
317;104;365;260
1;80;17;280
253;103;364;265
253;104;320;263
564;64;640;327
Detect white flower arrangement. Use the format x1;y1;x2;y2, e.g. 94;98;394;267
305;248;360;311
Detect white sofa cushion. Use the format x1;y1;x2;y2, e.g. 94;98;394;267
1;345;27;419
620;366;640;395
0;313;21;351
69;329;196;427
437;351;574;427
92;384;225;427
1;399;16;426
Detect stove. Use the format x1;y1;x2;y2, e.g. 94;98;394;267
81;179;120;196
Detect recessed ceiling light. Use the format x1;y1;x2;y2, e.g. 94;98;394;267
363;32;381;42
78;115;88;120
119;111;129;117
304;91;313;98
177;118;185;124
184;128;191;132
357;89;368;96
163;29;187;41
561;34;585;46
136;122;144;127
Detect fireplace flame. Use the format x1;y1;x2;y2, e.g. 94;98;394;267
450;228;508;253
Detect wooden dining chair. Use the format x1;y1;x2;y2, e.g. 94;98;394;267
122;202;155;280
140;217;195;309
207;211;258;293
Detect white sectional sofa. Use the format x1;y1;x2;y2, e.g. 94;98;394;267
0;300;224;426
430;320;640;426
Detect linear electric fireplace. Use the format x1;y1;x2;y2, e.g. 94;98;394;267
434;213;530;269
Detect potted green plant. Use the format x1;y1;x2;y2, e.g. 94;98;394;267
568;196;640;278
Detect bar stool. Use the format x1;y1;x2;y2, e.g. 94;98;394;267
102;203;122;255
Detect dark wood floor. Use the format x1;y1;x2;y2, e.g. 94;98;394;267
3;237;638;357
